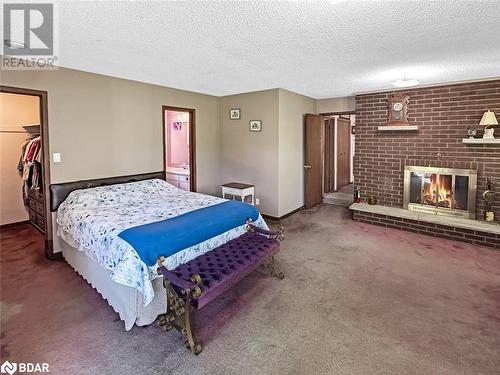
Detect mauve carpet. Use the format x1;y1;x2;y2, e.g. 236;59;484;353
1;205;499;374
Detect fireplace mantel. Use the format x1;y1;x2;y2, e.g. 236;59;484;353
378;125;419;131
462;138;500;144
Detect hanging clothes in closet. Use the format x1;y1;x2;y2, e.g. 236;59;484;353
18;136;43;205
17;134;45;233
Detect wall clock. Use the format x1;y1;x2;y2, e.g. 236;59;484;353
387;93;410;126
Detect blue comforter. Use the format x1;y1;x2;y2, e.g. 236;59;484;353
118;200;259;266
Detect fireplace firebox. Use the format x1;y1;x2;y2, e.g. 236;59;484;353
403;166;477;219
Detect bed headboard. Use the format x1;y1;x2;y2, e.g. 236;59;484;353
49;171;165;212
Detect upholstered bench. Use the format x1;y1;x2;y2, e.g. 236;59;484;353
156;223;284;354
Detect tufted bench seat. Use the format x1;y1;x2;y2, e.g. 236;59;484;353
156;223;284;354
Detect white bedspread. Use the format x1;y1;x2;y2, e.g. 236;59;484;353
56;179;267;305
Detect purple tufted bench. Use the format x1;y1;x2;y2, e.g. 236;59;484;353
156;223;284;354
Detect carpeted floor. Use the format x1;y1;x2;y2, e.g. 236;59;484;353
1;205;499;375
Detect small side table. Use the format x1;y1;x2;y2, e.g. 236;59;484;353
222;182;255;205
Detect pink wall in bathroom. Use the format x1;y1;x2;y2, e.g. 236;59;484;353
165;110;190;167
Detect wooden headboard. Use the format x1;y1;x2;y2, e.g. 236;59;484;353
49;171;165;212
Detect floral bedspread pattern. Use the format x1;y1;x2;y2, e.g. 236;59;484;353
56;179;267;305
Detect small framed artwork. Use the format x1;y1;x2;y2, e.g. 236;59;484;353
249;120;262;132
229;108;241;120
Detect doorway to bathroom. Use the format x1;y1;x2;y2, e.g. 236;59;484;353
162;106;196;191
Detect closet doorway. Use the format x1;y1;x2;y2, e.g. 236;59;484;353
0;85;53;258
161;106;196;191
323;113;355;207
335;116;351;189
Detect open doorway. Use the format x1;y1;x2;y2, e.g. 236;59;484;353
162;106;196;191
304;112;355;209
0;85;53;258
323;113;355;206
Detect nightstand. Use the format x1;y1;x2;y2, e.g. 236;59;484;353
222;182;255;205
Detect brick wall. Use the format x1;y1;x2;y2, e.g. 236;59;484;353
354;79;500;220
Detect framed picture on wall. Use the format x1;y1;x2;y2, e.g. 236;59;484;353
229;108;241;120
249;120;262;132
172;122;182;130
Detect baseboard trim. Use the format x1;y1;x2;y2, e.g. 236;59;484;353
46;239;62;261
262;206;305;222
0;220;30;230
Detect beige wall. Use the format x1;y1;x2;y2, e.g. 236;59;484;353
278;89;315;216
0;93;40;225
0;93;40;129
220;88;315;217
316;96;355;114
1;68;221;195
219;89;280;216
1;67;318;226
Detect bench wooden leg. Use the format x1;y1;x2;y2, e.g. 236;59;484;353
182;294;202;355
158;281;175;331
158;281;203;355
267;256;285;279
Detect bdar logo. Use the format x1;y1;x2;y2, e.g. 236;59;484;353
0;361;17;375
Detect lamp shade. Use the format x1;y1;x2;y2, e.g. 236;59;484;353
479;110;498;126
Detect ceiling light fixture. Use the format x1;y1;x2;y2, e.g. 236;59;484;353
4;39;26;49
392;78;419;88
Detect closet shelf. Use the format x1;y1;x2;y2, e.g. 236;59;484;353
22;124;41;134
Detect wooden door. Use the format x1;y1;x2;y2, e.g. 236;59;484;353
304;113;324;208
324;118;335;193
336;117;351;189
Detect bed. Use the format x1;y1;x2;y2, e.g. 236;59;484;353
50;172;268;330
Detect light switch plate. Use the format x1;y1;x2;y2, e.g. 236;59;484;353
255;198;260;205
53;153;61;163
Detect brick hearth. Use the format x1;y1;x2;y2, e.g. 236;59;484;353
352;79;500;249
351;203;500;249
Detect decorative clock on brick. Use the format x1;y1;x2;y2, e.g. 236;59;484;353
387;93;410;126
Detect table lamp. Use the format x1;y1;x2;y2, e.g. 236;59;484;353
480;110;498;139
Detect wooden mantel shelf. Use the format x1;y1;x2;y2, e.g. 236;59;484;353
378;125;419;131
462;138;500;144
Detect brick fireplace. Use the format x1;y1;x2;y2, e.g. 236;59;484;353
351;79;500;249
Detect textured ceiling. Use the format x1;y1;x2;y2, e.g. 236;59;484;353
57;1;500;99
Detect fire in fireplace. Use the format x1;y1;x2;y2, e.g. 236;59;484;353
404;166;477;219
